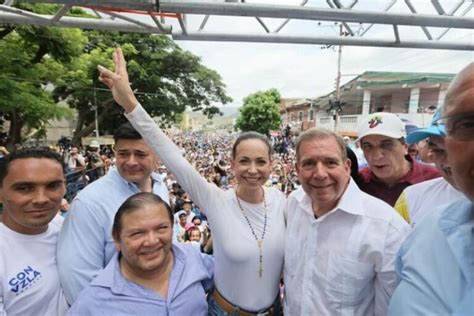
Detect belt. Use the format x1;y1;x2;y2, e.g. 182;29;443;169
211;288;274;316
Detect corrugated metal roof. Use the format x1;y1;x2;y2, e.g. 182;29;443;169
353;71;455;88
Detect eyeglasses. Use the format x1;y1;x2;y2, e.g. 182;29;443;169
434;112;474;141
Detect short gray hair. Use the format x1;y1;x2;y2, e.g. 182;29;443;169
295;128;347;162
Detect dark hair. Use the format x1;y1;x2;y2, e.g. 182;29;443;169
112;192;173;237
232;131;273;159
113;122;143;142
176;189;185;197
184;226;201;242
0;147;64;184
346;146;362;187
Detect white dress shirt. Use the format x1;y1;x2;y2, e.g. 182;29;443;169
284;179;410;315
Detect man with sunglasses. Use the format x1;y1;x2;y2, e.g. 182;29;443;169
356;112;440;206
394;106;464;227
57;122;169;305
388;63;474;315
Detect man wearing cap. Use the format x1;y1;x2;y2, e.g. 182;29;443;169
157;164;167;180
394;107;463;227
388;62;474;315
86;140;103;182
356;112;440;206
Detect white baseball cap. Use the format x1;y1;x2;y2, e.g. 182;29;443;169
90;140;100;148
356;112;406;142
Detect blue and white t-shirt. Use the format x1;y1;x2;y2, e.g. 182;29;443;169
0;216;68;316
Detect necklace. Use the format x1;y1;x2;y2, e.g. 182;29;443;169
235;186;268;278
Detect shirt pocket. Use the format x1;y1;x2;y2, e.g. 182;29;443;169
326;254;375;306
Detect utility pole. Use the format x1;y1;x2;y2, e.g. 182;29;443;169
334;23;343;132
93;84;100;144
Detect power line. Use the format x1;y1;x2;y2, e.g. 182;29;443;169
0;74;169;98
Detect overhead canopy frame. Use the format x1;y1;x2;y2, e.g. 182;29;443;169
0;0;472;50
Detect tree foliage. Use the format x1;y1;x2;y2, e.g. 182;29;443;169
53;32;232;143
0;3;92;146
235;89;282;135
0;4;232;146
0;26;83;146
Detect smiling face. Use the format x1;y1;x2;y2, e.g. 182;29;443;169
296;136;351;217
113;203;173;277
231;138;272;189
114;138;157;187
188;228;201;242
0;158;65;235
360;135;410;186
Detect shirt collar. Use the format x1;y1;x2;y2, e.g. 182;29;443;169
108;166;163;190
362;154;425;185
293;178;365;219
402;155;430;184
90;251;119;289
336;178;366;216
91;243;185;296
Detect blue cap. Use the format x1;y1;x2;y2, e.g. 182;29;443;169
406;107;445;144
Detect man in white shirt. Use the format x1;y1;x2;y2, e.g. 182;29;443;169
284;128;410;315
0;147;68;315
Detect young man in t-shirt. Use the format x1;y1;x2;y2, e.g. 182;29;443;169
0;147;68;315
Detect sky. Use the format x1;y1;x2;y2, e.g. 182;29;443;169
159;0;473;108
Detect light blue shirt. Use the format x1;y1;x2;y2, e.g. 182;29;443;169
67;243;214;316
388;197;474;315
57;167;169;304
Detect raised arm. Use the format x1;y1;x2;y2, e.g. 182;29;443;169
97;48;223;218
97;47;137;113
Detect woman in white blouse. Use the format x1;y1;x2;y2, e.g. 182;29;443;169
98;48;286;315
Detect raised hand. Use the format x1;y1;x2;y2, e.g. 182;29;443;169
97;47;138;113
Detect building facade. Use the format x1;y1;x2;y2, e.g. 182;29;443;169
280;71;454;135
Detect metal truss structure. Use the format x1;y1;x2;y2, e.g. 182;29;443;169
0;0;473;51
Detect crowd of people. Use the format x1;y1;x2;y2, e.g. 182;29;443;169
0;48;472;316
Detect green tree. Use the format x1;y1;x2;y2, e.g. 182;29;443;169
235;89;282;135
1;4;231;146
0;27;86;146
54;31;232;144
0;3;90;146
